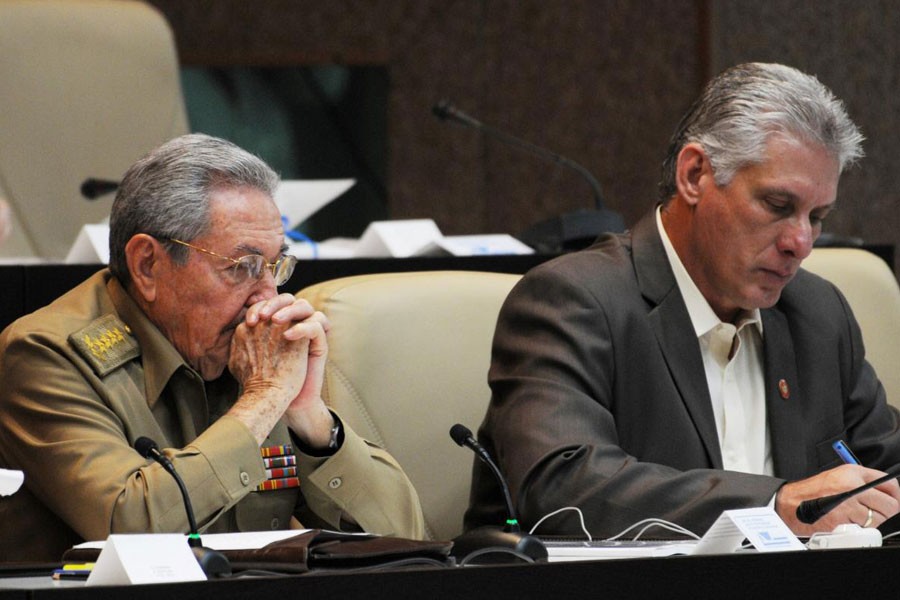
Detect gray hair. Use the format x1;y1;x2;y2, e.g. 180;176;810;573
659;62;864;202
108;133;280;286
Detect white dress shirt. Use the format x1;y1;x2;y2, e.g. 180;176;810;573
656;208;773;475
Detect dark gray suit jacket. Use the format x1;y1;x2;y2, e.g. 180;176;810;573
465;211;900;537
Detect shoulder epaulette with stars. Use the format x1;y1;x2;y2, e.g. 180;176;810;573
69;314;141;377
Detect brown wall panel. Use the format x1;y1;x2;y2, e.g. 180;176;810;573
711;0;900;258
148;0;900;271
147;0;703;240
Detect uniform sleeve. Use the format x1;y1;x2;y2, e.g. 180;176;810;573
294;420;425;539
0;326;266;543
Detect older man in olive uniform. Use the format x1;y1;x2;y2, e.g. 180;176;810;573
0;134;424;562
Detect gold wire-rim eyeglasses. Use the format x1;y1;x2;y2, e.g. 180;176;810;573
162;238;298;287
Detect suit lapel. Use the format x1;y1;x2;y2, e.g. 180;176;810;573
761;307;807;480
631;212;723;468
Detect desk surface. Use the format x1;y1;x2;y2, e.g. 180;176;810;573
1;546;897;599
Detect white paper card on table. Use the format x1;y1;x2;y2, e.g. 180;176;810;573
0;468;24;496
86;534;206;586
354;219;443;257
64;224;110;264
413;234;534;257
545;540;698;562
275;179;355;229
200;530;310;550
693;507;806;555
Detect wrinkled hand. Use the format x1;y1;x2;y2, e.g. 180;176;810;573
776;464;900;535
227;294;332;446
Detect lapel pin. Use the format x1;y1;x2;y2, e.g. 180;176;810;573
778;378;790;400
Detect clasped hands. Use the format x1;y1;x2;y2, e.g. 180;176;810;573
227;293;334;448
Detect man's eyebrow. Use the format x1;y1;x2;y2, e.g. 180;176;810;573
235;243;290;257
235;243;264;256
759;187;800;202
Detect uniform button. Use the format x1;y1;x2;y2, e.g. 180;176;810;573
270;517;280;530
240;472;251;486
328;477;342;489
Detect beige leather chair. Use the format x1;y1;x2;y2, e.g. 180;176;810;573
298;270;521;541
803;247;900;408
0;0;188;260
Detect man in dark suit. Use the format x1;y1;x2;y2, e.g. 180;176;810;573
465;62;900;538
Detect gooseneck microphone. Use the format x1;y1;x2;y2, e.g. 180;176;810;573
449;424;547;563
796;464;900;524
134;436;231;577
432;100;626;252
135;437;201;547
449;423;521;532
80;178;119;200
433;101;606;212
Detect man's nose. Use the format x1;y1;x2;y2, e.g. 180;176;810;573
777;218;814;260
247;271;278;305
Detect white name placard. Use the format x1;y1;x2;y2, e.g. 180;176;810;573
86;534;206;586
694;507;806;554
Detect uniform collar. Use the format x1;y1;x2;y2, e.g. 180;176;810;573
105;271;196;409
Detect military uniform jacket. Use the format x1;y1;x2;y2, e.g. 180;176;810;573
0;270;424;561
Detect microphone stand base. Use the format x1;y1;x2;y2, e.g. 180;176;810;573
451;526;548;564
192;546;232;578
518;208;626;253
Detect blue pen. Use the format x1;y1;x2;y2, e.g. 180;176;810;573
832;439;861;465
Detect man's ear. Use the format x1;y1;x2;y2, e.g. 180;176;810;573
125;234;164;303
674;143;714;206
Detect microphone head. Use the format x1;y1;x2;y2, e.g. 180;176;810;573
432;100;453;121
431;100;482;128
796;500;821;525
80;178;119;200
449;423;473;447
134;436;160;459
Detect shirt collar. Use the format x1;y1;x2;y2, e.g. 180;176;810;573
655;206;763;338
